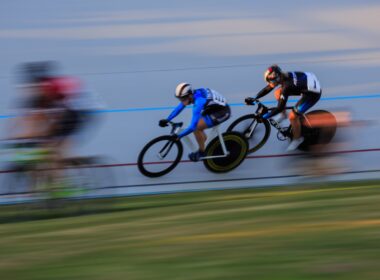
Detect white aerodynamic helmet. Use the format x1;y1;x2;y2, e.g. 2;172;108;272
175;82;193;99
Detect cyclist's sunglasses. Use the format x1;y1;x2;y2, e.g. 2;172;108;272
267;75;279;84
268;78;278;83
178;95;191;101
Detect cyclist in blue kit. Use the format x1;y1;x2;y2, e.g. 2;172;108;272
159;83;231;162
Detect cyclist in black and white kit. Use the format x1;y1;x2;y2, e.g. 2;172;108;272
245;65;322;151
159;83;231;161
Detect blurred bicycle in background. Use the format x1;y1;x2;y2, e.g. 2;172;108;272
0;139;116;202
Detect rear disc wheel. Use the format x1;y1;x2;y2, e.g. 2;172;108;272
203;132;248;173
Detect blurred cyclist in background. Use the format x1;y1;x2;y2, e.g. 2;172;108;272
11;61;102;160
245;65;322;151
159;83;231;161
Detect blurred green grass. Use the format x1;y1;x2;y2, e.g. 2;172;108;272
1;180;380;280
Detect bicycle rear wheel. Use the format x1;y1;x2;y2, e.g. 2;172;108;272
138;135;183;177
227;114;271;153
203;132;248;173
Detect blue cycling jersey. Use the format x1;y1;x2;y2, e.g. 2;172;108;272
167;88;227;138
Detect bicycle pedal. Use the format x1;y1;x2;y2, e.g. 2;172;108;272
277;131;289;141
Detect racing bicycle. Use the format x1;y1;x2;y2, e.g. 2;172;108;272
138;121;248;177
227;99;337;153
0;139;114;198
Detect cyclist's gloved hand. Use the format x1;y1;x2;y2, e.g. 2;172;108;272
245;97;256;105
169;134;180;142
159;119;169;127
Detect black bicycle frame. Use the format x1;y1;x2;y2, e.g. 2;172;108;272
248;103;293;139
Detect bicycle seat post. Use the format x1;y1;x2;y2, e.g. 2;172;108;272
215;125;228;156
301;113;312;127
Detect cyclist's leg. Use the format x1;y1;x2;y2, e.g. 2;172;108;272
187;118;209;161
194;119;209;152
191;106;230;159
292;93;321;136
289;110;302;139
51;109;83;157
47;109;83;186
295;92;321;115
205;105;231;127
201;105;231;146
13;111;51;139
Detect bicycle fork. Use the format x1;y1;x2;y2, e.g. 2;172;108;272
157;141;175;160
246;120;259;138
157;125;183;160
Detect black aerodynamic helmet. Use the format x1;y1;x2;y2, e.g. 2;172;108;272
264;64;282;85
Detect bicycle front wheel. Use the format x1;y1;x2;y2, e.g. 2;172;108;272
227;114;271;154
203;132;248;173
138;135;183;177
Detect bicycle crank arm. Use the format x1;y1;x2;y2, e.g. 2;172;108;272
201;153;230;160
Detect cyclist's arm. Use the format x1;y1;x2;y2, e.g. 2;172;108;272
255;85;274;99
178;98;206;138
11;110;50;139
262;88;288;119
167;102;185;121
